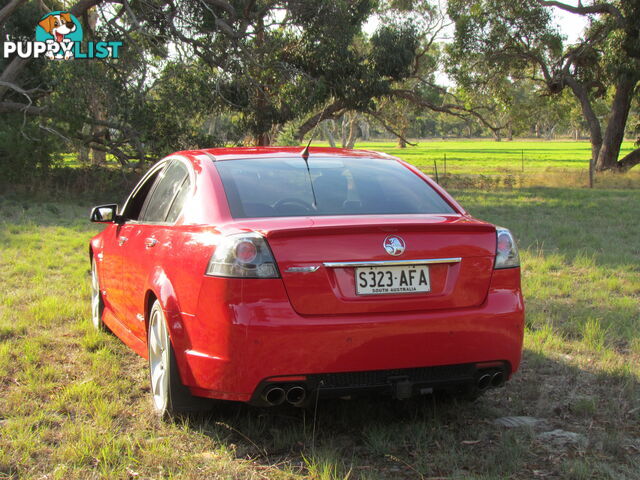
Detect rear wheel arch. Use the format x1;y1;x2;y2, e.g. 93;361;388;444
146;297;209;416
144;268;186;343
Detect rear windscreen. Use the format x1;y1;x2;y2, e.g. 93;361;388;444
215;157;456;218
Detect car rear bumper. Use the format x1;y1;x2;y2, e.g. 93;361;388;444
174;268;524;403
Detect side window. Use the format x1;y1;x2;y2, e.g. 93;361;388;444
165;176;192;223
121;166;166;221
140;161;189;223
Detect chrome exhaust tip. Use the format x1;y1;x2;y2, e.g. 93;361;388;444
286;386;306;406
477;373;492;390
263;387;285;406
491;371;505;387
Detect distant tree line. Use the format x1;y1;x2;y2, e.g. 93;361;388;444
0;0;639;183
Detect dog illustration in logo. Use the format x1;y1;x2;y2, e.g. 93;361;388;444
384;236;405;256
38;12;76;59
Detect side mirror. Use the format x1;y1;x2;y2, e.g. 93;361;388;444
90;204;120;223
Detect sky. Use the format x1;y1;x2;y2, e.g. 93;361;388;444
554;7;590;43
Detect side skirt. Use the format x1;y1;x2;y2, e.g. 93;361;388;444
103;307;148;359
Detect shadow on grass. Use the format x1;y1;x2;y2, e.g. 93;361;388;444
173;349;639;479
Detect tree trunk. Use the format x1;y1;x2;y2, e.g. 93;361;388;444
545;124;556;140
78;124;91;164
341;115;349;148
492;130;502;141
398;136;407;148
506;122;513;141
255;132;270;146
92;147;106;165
565;77;603;181
321;121;336;148
346;114;358;149
359;118;370;141
594;75;637;171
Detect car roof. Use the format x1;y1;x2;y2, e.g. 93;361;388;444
194;146;398;162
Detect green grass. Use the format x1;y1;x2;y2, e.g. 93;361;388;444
1;178;639;478
61;139;640;188
312;139;640;187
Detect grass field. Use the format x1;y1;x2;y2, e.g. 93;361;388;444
309;139;640;188
1;179;639;478
349;139;637;171
61;139;640;189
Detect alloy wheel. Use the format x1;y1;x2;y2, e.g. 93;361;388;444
148;305;170;414
91;260;103;330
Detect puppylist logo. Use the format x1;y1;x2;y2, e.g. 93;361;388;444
2;11;122;60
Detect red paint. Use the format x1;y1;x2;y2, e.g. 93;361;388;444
90;147;525;403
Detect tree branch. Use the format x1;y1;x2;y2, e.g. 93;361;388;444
296;100;347;141
389;89;504;134
617;148;640;172
0;101;43;115
365;109;417;147
0;100;141;141
202;0;237;19
536;0;625;28
0;0;27;27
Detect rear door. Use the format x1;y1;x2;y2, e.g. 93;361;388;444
105;164;166;328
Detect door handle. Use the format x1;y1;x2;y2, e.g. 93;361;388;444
118;236;128;246
145;238;158;248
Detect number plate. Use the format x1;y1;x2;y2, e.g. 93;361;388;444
355;264;430;295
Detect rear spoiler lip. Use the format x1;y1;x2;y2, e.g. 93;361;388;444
260;222;496;239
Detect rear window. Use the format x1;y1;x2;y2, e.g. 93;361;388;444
215;157;455;218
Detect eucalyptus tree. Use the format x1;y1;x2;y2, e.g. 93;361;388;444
1;0;501;177
1;0;425;165
447;0;640;172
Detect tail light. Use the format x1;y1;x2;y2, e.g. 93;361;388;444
206;232;280;278
494;227;520;269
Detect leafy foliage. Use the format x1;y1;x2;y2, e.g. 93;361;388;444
447;0;640;172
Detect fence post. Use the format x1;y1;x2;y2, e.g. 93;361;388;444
433;159;439;183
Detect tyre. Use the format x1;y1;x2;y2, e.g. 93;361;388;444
147;300;207;417
90;258;106;331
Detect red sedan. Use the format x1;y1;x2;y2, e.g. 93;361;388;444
89;147;524;416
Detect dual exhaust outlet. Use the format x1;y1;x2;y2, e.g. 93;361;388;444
262;385;306;406
262;369;505;405
477;370;505;391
